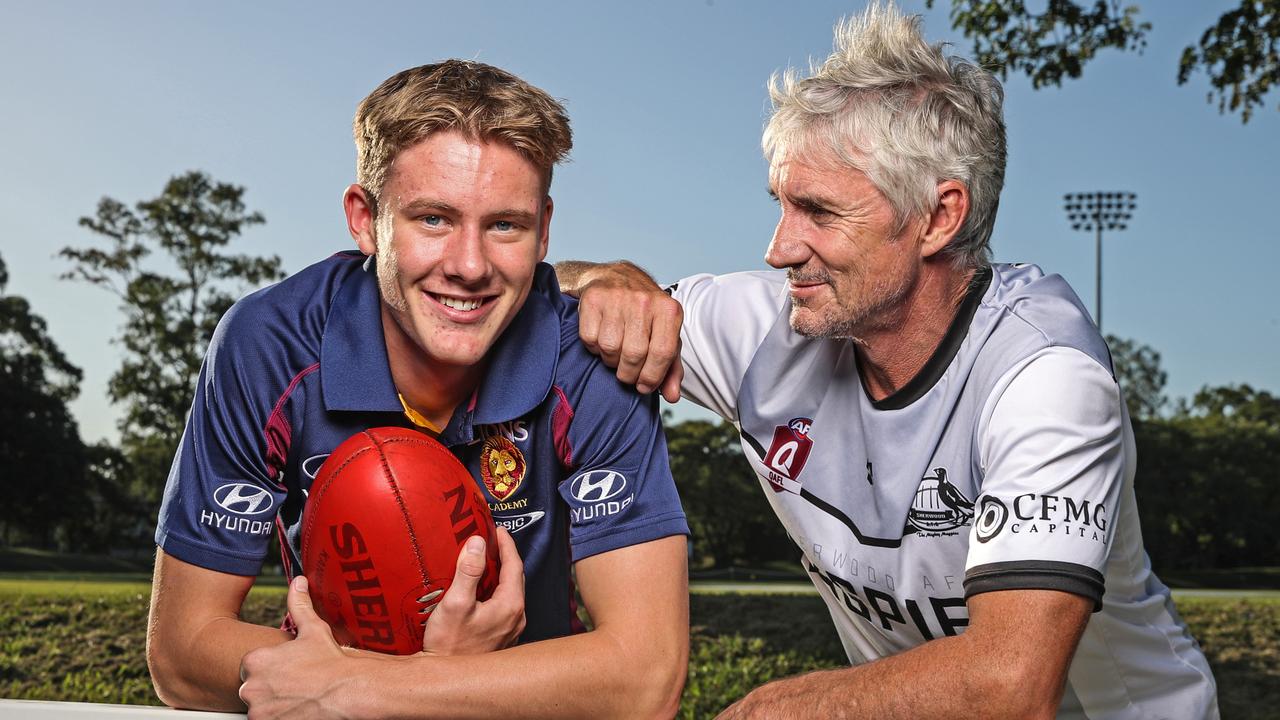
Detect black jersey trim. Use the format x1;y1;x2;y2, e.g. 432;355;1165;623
870;266;993;411
963;560;1104;612
742;429;904;548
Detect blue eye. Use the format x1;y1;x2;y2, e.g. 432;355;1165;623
494;220;514;231
423;215;442;227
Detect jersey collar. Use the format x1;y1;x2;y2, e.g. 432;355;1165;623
319;256;560;433
320;254;402;413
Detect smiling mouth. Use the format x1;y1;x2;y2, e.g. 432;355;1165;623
428;292;494;314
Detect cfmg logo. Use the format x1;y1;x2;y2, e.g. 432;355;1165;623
213;483;275;517
569;470;628;503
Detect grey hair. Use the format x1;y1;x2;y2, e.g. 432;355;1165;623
762;2;1006;268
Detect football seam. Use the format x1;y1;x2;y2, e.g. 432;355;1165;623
301;445;376;554
366;432;436;593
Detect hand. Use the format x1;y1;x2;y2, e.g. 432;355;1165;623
238;576;370;719
421;526;527;655
576;262;684;402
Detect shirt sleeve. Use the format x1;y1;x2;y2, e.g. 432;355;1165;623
557;364;690;563
667;271;787;422
153;300;290;576
963;347;1128;611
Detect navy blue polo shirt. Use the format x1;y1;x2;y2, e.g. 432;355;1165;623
155;251;688;642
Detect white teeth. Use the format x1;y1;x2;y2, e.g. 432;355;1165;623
437;296;482;311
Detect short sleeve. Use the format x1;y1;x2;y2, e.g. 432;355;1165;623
154;301;291;576
668;271;787;422
557;367;689;562
963;347;1128;610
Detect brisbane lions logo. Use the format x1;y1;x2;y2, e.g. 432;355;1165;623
480;434;526;501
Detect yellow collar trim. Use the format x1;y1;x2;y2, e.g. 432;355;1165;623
398;394;442;433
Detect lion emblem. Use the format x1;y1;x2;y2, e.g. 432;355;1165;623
480;434;526;501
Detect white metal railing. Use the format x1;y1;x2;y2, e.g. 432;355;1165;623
0;700;243;718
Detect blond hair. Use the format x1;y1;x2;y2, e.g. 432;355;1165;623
355;60;572;208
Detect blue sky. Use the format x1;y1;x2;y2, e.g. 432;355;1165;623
2;1;1276;442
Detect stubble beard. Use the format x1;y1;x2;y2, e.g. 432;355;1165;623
788;267;907;342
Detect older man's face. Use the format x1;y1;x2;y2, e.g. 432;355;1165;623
765;154;921;340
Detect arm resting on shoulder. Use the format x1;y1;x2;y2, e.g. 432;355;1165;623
146;548;292;711
239;535;690;719
718;588;1092;720
552;260;683;401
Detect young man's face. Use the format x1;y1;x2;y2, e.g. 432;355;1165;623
353;130;552;371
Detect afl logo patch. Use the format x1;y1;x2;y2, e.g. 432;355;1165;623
480;434;526;501
762;417;814;492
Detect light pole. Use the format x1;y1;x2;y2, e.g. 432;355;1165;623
1063;191;1136;331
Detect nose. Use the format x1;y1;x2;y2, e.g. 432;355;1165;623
765;210;811;270
441;224;490;284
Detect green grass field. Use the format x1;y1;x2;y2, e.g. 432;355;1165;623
1;578;1275;717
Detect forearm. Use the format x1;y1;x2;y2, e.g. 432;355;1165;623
553;260;656;295
723;590;1088;719
149;613;292;711
340;622;685;720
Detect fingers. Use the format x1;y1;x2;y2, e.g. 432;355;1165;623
491;526;526;602
636;302;682;394
287;576;320;634
578;294;603;355
441;536;486;609
660;354;685;404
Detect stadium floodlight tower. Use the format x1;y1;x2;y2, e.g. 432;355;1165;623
1062;191;1137;332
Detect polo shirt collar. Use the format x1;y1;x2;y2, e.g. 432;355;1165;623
320;257;560;426
320;255;402;413
467;262;560;426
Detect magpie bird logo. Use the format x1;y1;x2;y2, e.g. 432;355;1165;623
905;468;974;534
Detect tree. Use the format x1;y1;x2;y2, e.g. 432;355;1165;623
60;172;285;500
927;0;1279;123
1105;333;1167;421
666;419;795;568
0;253;89;547
1179;383;1280;427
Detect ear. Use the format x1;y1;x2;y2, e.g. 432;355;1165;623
536;196;553;263
343;184;378;256
920;180;970;259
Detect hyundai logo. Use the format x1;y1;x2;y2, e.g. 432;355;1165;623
569;470;628;503
214;483;275;517
301;454;331;480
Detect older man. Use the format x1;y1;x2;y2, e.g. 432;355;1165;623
560;5;1218;718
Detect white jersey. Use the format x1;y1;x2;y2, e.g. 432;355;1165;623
671;263;1218;719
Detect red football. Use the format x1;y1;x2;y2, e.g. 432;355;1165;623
300;427;500;655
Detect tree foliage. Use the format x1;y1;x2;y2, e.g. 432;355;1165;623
1106;333;1168;420
0;254;130;550
1178;0;1280;123
1135;385;1279;570
60;172;284;500
665;419;795;568
929;0;1278;122
926;0;1150;88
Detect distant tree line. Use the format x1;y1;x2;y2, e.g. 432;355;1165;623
1;172;1275;575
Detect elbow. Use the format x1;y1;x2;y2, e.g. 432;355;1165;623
966;663;1063;720
146;631;236;711
146;641;190;708
633;638;688;719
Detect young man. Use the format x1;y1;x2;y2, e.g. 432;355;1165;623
560;6;1217;719
148;60;689;719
